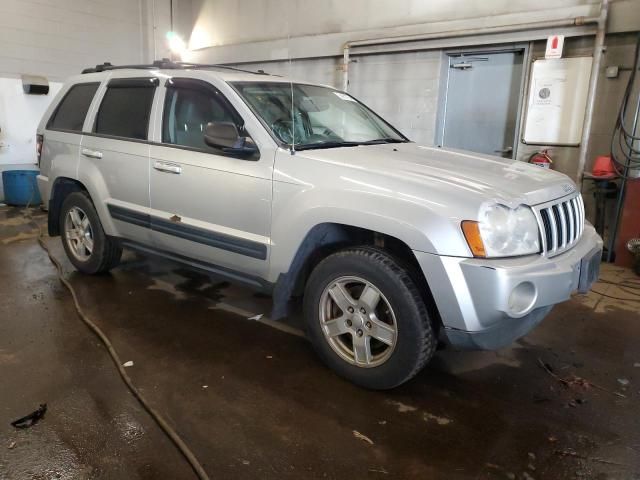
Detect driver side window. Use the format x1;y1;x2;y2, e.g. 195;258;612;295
162;82;243;152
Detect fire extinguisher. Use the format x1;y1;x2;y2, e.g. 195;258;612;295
528;149;553;169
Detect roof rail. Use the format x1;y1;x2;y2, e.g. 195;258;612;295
81;59;270;76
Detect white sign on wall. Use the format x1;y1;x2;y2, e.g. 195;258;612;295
545;35;565;59
523;57;593;146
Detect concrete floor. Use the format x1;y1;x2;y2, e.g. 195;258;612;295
1;205;639;480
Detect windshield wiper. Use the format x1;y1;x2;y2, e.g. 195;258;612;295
294;141;361;151
360;137;407;144
294;138;407;150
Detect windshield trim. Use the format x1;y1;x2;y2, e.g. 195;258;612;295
227;81;410;150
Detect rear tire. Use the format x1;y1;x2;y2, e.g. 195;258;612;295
303;247;437;389
59;191;122;274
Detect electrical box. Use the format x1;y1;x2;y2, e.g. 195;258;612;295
523;57;593;146
21;75;49;95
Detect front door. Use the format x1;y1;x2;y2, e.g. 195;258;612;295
148;78;272;281
439;50;524;158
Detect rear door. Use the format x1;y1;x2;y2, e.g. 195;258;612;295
42;82;100;204
148;77;273;281
79;77;158;245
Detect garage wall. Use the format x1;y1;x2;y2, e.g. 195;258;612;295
233;53;442;146
1;0;145;80
185;0;638;61
516;34;639;176
0;0;192;185
185;1;639;180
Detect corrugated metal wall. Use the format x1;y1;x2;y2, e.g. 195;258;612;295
0;0;149;80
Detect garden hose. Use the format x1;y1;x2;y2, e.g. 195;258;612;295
28;213;210;480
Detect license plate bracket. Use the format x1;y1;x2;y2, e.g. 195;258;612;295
578;248;602;294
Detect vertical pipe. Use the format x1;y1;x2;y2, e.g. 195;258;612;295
342;45;350;91
170;0;174;33
138;0;144;62
576;0;609;190
151;0;157;60
606;80;640;262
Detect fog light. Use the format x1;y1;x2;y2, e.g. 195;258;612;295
508;282;537;317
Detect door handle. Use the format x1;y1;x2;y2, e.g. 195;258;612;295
153;161;182;174
81;148;103;159
494;146;513;154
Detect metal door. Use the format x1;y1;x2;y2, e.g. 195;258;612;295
439;51;524;158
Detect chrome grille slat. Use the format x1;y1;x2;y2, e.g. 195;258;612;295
535;193;585;257
557;204;567;248
578;195;585;236
575;199;580;237
567;199;575;243
548;207;558;252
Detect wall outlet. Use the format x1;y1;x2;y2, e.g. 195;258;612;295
606;66;619;78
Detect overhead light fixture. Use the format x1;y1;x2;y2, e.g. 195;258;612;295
166;31;187;58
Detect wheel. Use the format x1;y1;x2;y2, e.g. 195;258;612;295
303;247;437;389
59;191;122;274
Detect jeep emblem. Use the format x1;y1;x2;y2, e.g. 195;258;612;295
562;183;574;194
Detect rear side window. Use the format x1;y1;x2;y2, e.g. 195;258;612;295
94;79;157;140
48;83;99;132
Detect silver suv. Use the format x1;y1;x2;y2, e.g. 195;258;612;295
37;61;603;389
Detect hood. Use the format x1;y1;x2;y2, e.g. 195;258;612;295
296;143;577;206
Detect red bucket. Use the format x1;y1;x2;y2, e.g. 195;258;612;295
592;155;617;178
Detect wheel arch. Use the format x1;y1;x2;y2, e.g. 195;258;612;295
47;177;90;236
271;222;442;330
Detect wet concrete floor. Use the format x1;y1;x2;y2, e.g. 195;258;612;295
0;205;639;479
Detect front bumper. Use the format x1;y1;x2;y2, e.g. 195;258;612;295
414;223;603;350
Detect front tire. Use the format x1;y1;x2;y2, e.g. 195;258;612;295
60;191;122;274
303;247;437;389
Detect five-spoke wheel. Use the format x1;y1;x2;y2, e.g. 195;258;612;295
319;276;397;367
60;191;122;274
64;206;94;261
304;247;437;389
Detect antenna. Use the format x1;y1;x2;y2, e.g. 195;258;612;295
287;13;295;154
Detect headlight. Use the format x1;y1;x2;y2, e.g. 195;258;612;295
462;204;540;258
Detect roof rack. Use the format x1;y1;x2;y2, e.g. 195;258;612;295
81;59;270;76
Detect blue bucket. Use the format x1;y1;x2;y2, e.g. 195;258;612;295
2;170;42;206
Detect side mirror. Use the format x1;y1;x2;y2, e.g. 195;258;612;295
204;122;258;157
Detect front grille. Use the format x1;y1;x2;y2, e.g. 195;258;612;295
534;193;584;256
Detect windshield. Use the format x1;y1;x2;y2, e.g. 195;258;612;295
231;82;407;150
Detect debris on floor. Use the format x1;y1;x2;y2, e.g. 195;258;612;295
368;467;389;474
554;449;630;467
423;412;452;425
386;400;417;413
353;430;374;445
10;403;47;429
7;441;16;449
123;361;134;367
485;462;516;479
537;358;626;398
